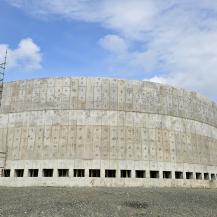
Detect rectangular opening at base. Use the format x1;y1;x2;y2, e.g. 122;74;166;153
15;169;24;177
105;169;116;178
163;171;172;179
74;169;85;177
43;169;53;177
186;172;193;179
204;173;209;180
3;169;10;177
135;170;146;178
58;169;69;177
175;171;183;179
28;169;38;177
121;170;131;178
89;169;100;177
196;172;202;180
211;174;216;180
150;170;159;178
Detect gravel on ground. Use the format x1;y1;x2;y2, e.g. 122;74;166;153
0;187;217;217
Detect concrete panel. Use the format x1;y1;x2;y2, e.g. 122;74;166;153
0;77;217;187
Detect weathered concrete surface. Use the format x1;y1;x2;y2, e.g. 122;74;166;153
0;177;216;188
0;77;217;187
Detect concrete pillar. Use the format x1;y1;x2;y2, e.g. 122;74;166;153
69;169;73;178
11;169;15;178
131;170;135;178
53;169;58;177
171;171;175;179
159;171;163;179
183;171;186;179
192;172;196;180
38;169;43;178
146;170;150;178
116;169;120;178
101;169;105;178
24;168;29;177
85;169;89;178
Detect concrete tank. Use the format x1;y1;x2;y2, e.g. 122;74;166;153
0;77;217;187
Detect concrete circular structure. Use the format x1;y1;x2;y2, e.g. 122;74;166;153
0;76;217;187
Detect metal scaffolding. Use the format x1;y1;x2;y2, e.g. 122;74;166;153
0;50;7;177
0;50;7;107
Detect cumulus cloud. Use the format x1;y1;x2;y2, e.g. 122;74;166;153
5;0;217;100
0;38;42;72
6;0;158;39
147;76;167;85
99;35;128;54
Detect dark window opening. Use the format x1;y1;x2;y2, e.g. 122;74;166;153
163;171;172;179
58;169;69;177
121;170;131;178
204;173;209;180
211;174;216;180
74;169;85;177
3;169;10;177
15;169;24;177
89;169;100;177
175;171;183;179
43;169;53;177
196;172;202;180
150;170;159;178
105;169;116;178
135;170;146;178
186;172;193;179
28;169;38;177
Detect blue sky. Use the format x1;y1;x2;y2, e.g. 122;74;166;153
0;1;113;79
1;0;217;102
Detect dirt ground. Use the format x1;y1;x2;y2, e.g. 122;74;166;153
0;187;216;217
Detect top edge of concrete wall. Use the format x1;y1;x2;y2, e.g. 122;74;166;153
4;76;216;106
1;76;217;128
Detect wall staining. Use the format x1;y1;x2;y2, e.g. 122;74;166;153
1;77;217;127
0;77;216;187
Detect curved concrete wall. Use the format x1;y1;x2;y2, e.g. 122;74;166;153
0;77;217;187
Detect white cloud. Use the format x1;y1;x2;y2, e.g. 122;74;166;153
0;38;42;72
99;35;128;54
6;0;159;39
5;0;217;101
99;0;159;39
147;76;167;85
